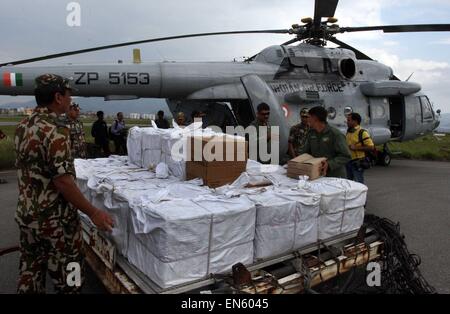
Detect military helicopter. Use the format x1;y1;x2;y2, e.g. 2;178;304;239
0;0;448;165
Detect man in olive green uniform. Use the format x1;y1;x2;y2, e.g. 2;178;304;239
63;103;87;159
249;102;272;164
299;106;351;178
288;108;310;159
15;74;114;294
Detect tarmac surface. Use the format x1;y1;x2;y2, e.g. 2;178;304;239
0;159;449;294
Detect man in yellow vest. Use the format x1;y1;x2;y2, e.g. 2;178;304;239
346;113;375;184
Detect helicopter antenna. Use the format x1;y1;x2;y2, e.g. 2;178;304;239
406;72;415;81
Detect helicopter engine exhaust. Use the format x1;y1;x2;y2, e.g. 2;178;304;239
339;58;356;79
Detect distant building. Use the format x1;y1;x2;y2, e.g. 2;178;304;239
142;113;155;120
129;113;141;119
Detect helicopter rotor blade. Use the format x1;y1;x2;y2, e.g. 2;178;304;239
339;24;450;34
313;0;339;29
0;29;291;67
327;37;373;60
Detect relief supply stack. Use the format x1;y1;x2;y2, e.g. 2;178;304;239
74;124;369;290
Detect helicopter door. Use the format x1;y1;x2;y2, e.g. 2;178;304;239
240;74;289;162
402;95;422;141
388;96;405;139
165;99;238;130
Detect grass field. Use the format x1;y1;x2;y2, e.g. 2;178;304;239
389;134;450;161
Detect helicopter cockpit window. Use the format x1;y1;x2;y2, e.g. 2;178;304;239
420;96;434;120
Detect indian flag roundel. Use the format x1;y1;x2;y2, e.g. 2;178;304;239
3;72;23;87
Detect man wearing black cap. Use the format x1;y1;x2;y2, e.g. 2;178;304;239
14;74;114;294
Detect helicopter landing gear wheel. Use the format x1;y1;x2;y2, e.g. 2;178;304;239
379;152;391;167
378;143;392;167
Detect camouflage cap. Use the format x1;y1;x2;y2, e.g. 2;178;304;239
34;74;75;92
300;108;309;117
70;102;80;110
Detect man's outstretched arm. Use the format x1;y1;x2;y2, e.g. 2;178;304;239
53;174;114;232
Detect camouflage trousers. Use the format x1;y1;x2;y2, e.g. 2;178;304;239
17;218;84;294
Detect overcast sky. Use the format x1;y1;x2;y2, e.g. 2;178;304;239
1;0;450;111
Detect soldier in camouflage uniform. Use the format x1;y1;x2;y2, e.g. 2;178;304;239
15;74;114;294
63;103;87;159
288;108;310;159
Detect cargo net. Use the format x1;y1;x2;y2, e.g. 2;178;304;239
362;214;436;294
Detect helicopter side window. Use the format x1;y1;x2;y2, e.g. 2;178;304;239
420;96;434;121
289;57;330;73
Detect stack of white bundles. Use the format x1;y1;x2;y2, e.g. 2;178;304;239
127;127;144;167
100;175;184;256
77;157;167;256
106;184;164;256
76;157;129;202
127;194;255;288
303;177;367;240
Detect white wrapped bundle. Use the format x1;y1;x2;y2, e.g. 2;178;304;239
141;128;167;169
193;195;256;251
127;127;144;167
127;233;253;288
272;189;320;252
298;177;367;240
248;190;298;259
303;177;368;214
127;196;254;288
317;207;366;240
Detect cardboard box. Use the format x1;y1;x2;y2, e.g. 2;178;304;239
186;161;247;188
188;135;248;165
287;154;327;180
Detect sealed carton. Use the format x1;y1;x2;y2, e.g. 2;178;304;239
188;135;248;165
287;153;327;180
